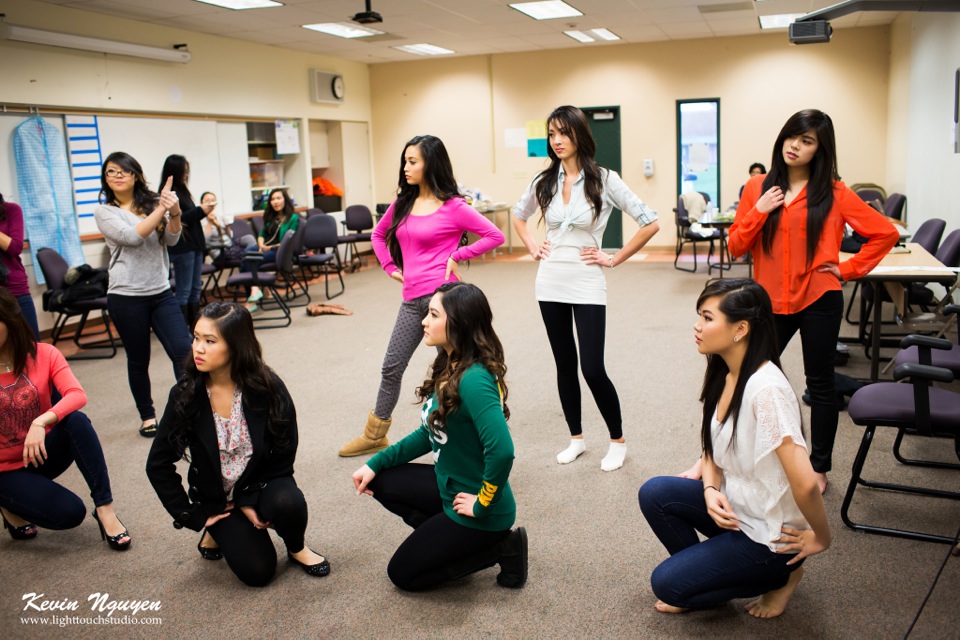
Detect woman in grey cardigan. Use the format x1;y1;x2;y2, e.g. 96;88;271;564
94;152;192;438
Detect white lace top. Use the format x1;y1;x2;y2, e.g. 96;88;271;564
711;362;810;551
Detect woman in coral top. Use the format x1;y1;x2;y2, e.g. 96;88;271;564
338;135;504;457
727;109;898;494
0;289;130;549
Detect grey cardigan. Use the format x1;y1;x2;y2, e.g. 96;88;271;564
94;204;180;296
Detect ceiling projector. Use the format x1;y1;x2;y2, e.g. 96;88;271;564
352;1;383;25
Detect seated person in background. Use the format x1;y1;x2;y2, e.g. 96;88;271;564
0;289;131;551
739;162;766;199
243;189;300;310
352;282;527;591
146;302;329;587
639;279;830;619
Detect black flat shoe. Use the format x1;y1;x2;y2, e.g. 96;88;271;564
288;550;330;577
92;510;131;551
138;422;157;438
197;529;222;561
496;527;528;588
2;509;38;540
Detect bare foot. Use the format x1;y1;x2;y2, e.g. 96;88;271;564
745;566;804;619
815;472;828;495
678;458;703;480
290;547;326;565
654;600;690;614
95;504;130;544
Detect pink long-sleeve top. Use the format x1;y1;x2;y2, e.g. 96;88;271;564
372;198;505;301
0;343;88;472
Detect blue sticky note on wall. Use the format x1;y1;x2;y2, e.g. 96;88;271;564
527;138;548;157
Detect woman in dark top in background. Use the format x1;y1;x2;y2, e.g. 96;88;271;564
0;192;39;339
160;155;215;329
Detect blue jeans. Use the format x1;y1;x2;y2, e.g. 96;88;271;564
638;476;802;609
16;293;40;340
107;290;192;420
169;250;204;305
0;412;112;530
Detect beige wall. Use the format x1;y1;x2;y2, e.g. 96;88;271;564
371;27;892;249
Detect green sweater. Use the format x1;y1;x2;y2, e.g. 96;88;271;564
368;364;516;532
260;213;300;247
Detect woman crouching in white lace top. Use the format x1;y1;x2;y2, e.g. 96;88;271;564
639;278;830;619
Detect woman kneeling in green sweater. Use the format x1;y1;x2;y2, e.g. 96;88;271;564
352;281;526;591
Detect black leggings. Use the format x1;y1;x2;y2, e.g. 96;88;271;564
538;301;623;439
773;290;844;473
206;476;309;587
369;464;509;591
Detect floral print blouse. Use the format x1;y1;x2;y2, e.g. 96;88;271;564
208;387;253;500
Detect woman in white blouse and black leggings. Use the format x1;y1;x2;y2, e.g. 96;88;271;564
513;105;659;472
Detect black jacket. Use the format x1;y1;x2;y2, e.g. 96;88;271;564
167;190;207;255
145;376;298;532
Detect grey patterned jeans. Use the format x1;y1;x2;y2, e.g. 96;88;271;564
374;294;433;419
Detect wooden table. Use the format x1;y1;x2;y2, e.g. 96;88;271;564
846;243;956;381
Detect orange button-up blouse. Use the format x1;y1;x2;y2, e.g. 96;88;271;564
728;174;899;315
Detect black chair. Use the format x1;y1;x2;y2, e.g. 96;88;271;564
855;187;886;208
338;204;374;270
847;217;947;327
906;229;960;312
842;335;960;544
883;193;907;223
225;231;293;329
673;197;718;273
35;248;118;360
262;223;310;308
250;214;265;238
298;214;345;300
895;305;960;377
306;207;325;218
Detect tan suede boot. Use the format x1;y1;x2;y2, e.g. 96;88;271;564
338;411;391;457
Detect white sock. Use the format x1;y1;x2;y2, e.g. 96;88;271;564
556;438;586;464
600;442;627;472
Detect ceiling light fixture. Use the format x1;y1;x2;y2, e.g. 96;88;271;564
0;22;191;63
590;28;620;41
303;22;385;38
759;13;805;29
193;0;283;9
393;43;455;56
510;1;583;21
564;31;594;43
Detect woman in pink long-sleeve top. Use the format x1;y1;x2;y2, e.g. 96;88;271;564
338;135;504;457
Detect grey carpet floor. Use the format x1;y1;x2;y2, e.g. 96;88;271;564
1;259;957;639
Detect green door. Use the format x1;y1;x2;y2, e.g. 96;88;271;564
581;106;622;249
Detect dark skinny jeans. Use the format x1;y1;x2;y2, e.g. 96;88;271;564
107;290;192;421
773;290;843;473
0;412;114;529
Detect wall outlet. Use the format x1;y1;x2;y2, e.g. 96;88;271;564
643;158;654;177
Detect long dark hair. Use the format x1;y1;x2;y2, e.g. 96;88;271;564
159;154;195;208
534;105;604;224
697;279;782;460
417;282;509;433
385;135;461;270
0;288;37;377
99;152;165;240
170;302;294;459
263;188;295;238
760;109;838;265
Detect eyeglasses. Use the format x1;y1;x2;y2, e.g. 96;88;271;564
105;168;132;179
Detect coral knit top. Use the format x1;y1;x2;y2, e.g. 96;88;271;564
728;174;899;315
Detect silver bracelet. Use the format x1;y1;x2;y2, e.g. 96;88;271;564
608;255;615;270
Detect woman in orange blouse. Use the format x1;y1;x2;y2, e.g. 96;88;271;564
727;109;898;494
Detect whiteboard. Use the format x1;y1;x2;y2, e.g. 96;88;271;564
1;112;251;236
